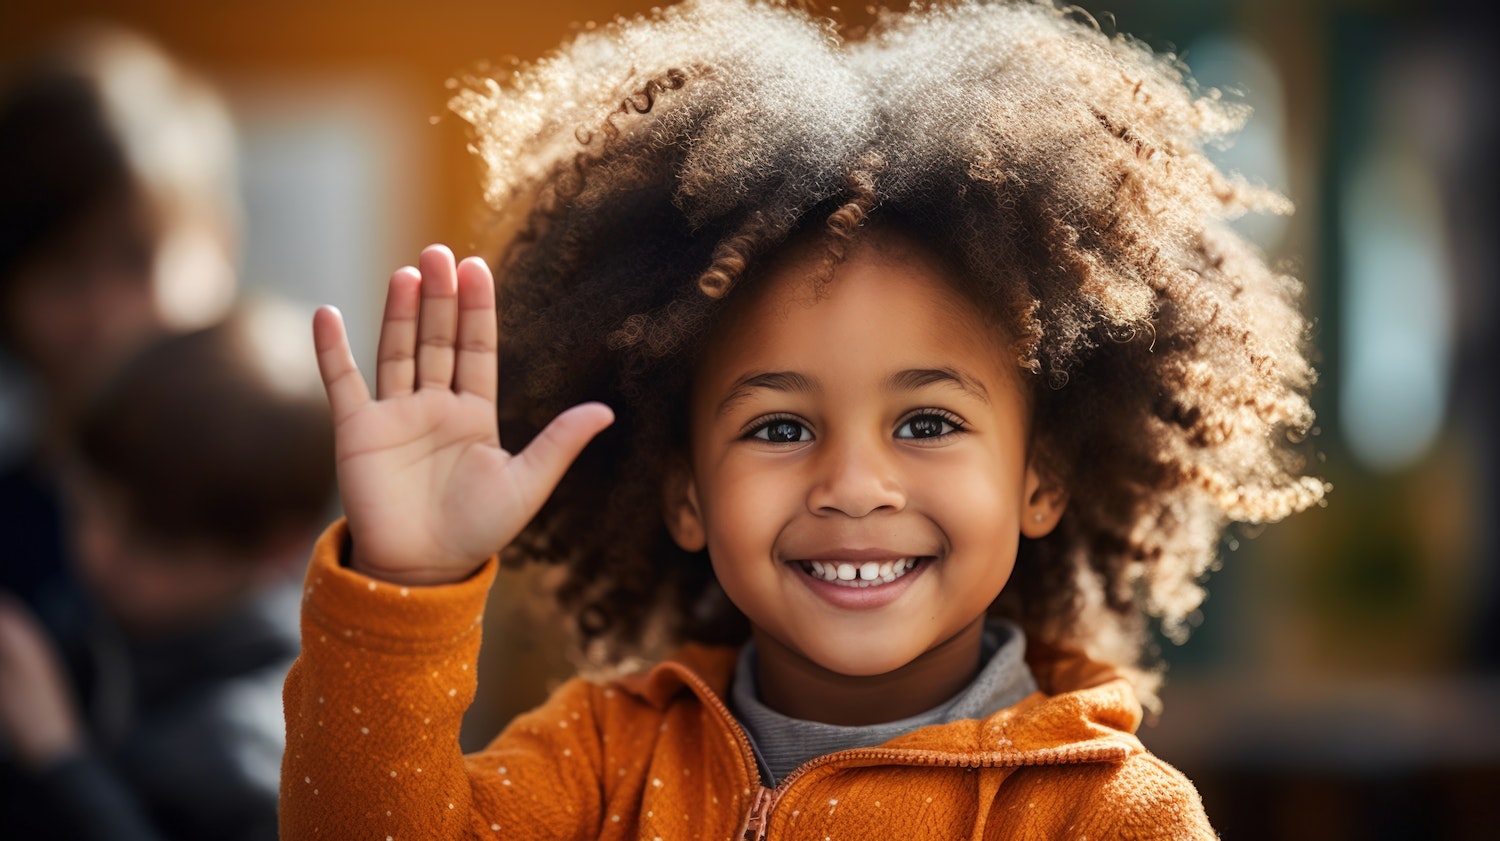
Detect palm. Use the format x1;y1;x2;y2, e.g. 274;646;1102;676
335;389;509;573
313;246;612;586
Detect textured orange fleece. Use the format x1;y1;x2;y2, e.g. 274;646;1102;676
281;521;1215;840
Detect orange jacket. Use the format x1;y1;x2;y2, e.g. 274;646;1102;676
281;521;1215;840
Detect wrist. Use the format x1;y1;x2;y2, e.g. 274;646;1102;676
343;537;486;587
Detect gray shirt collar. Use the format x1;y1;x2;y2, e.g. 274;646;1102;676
729;619;1039;785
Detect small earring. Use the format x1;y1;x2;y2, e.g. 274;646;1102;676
1032;513;1044;522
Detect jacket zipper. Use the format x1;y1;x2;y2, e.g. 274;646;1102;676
741;784;778;841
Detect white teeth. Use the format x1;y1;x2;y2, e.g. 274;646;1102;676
800;558;926;587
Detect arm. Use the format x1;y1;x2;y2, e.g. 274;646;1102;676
282;527;610;840
280;246;613;841
281;522;499;840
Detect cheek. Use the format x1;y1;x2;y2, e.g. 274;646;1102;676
910;446;1027;544
702;470;777;552
697;456;798;571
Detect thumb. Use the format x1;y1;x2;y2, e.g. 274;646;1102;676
507;402;615;516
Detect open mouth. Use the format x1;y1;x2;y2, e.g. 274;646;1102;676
796;557;933;588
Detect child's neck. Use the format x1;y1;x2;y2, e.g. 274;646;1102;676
750;617;986;726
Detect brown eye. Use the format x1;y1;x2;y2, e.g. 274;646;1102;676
752;419;810;443
895;413;958;439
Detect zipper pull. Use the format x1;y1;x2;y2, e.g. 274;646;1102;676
741;785;775;841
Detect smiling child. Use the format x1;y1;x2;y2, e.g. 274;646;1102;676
669;228;1061;729
281;1;1326;838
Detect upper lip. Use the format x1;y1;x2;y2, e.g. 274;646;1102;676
785;548;930;563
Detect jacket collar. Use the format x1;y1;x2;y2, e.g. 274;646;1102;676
616;641;1145;766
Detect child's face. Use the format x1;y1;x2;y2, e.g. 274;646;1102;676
668;230;1064;680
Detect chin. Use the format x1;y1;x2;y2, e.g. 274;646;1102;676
795;639;924;679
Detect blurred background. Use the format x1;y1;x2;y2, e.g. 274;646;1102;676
1;0;1493;838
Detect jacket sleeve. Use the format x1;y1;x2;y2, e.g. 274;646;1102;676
279;520;604;841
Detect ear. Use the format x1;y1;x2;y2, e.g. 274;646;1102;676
1020;461;1068;539
661;456;707;552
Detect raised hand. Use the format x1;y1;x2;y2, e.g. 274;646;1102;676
312;245;613;586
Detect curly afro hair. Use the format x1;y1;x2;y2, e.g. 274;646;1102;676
449;0;1326;705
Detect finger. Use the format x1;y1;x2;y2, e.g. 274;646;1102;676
312;306;371;424
453;257;498;404
508;402;615;517
375;266;421;400
415;244;459;390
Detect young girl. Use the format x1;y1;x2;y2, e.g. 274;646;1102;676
282;1;1326;838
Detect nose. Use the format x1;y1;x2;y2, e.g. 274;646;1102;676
805;434;907;518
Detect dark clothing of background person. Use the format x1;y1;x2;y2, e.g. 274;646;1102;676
0;576;299;841
0;456;91;647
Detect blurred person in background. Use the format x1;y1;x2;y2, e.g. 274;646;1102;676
0;21;240;642
0;300;335;841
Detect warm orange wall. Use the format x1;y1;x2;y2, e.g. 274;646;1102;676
1;0;671;249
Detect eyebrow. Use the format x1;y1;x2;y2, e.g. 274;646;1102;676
884;367;991;404
716;371;817;417
714;366;989;417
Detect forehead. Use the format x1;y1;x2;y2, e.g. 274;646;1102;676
696;230;1012;384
